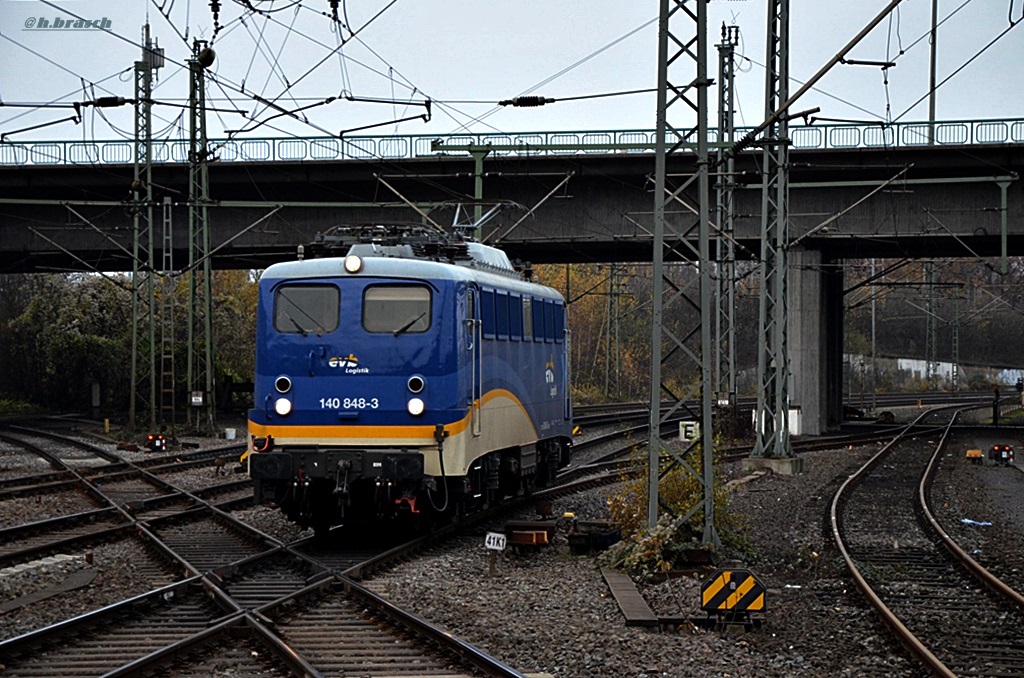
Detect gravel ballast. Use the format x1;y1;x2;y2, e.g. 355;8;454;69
362;447;896;677
365;439;1023;677
2;418;1022;676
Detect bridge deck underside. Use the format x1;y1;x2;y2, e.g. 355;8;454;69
0;145;1021;272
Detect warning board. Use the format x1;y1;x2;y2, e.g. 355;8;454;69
700;568;766;614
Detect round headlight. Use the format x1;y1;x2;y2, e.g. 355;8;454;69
275;376;292;393
344;254;362;273
407;397;425;416
274;398;293;416
407;375;425;394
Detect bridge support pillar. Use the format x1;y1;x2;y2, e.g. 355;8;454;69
788;247;842;435
746;456;804;476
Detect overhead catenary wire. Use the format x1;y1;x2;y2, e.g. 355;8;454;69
14;0;353;148
103;3;660;147
447;15;658;135
8;0;1020;220
891;16;1022;123
15;0;1024;144
0;38;187;139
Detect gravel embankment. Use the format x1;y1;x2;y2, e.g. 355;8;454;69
365;436;1024;677
366;446;921;677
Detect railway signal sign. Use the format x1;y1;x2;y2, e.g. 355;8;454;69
700;567;766;627
679;421;700;441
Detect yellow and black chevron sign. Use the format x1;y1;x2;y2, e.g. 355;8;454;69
700;568;766;613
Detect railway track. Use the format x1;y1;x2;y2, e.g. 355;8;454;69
572;390;1003;425
1;421;601;675
0;405;688;672
4;405;1007;675
830;408;1024;676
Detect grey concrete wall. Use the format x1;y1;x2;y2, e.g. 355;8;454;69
788;248;828;436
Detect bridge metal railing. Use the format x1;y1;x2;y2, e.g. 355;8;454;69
2;118;1023;167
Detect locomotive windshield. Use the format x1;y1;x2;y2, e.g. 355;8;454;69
363;285;431;335
274;284;339;335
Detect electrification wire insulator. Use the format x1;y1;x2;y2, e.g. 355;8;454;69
91;97;127;108
499;96;555;107
209;0;222;41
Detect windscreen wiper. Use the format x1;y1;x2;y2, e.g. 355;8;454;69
283;311;307;336
279;292;327;335
393;312;426;337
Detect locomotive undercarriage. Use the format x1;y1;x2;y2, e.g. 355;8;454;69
249;437;572;533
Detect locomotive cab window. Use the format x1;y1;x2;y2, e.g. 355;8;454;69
274;284;339;335
363;285;432;334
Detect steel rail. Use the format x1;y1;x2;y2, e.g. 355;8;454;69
827;403;1024;678
0;424;520;675
829;407;958;676
919;418;1024;611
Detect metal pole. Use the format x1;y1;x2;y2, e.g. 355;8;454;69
928;0;939;144
649;0;717;547
925;261;937;388
753;0;793;459
188;41;216;432
159;197;175;433
695;12;717;546
649;0;670;530
130;23;159;432
871;259;877;412
716;25;739;412
471;149;488;239
952;295;959;391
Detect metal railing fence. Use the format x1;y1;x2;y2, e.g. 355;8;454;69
2;118;1022;166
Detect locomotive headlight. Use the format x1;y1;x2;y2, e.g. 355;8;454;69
407;375;425;393
275;375;292;393
407;397;425;416
344;254;362;273
274;398;293;416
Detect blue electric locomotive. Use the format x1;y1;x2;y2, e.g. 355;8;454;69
246;225;573;532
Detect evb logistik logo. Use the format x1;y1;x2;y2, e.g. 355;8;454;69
24;16;112;31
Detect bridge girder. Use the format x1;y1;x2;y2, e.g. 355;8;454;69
0;145;1021;272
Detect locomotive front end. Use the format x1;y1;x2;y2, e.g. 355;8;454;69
246;253;463;532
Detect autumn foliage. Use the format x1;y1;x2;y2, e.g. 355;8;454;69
604;441;739;579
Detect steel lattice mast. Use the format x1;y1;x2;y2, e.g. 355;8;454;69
715;25;739;415
648;0;718;547
187;41;216;432
129;24;162;431
752;0;794;459
159;197;176;433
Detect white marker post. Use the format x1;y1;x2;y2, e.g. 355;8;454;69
485;531;507;576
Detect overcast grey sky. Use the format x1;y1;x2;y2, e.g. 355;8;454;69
1;0;1021;143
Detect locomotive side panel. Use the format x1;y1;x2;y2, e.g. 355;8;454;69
439;280;571;474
